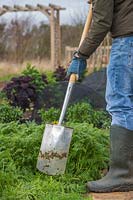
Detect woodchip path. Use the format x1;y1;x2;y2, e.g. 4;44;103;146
90;192;133;200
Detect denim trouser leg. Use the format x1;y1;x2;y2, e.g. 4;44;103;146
106;36;133;130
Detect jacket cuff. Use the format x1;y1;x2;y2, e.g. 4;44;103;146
76;50;89;59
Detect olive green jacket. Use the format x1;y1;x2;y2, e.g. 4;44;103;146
78;0;133;59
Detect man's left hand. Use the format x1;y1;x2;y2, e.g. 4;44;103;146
67;56;87;79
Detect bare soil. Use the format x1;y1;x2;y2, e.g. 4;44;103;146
91;191;133;200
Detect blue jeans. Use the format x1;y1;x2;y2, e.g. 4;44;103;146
106;36;133;130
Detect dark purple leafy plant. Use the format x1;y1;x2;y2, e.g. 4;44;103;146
53;66;67;81
3;75;47;111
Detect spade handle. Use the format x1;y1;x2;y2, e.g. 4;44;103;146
58;4;93;125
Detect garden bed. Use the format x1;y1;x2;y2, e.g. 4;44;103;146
0;65;110;199
0;122;109;200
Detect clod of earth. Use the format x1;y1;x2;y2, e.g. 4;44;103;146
39;150;67;160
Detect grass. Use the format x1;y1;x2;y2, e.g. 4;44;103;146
0;121;109;200
0;59;52;82
0;172;93;200
0;59;99;82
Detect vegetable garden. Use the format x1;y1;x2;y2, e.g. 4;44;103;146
0;64;111;200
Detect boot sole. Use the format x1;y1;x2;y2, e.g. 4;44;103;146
86;184;133;193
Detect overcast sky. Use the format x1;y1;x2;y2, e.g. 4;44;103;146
0;0;89;25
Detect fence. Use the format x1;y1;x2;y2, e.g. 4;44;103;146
65;34;112;73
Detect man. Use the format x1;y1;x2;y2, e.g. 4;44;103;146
67;0;133;193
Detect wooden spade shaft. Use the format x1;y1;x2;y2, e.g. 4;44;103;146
58;4;93;125
79;3;93;48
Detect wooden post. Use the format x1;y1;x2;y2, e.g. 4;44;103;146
50;7;56;70
0;4;65;69
55;10;61;66
50;8;62;69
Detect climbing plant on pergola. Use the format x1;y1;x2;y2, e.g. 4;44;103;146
0;3;65;69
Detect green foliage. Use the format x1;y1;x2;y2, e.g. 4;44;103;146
0;122;44;171
22;63;48;92
39;102;111;128
66;102;93;124
66;123;109;181
92;110;111;129
0;104;23;123
0;173;88;200
66;102;111;129
0;122;109;199
45;71;57;85
0;74;19;82
0;91;8;104
39;107;60;124
0;91;6;100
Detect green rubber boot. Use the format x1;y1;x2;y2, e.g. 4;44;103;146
86;125;133;193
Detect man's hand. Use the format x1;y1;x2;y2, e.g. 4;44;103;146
67;55;87;79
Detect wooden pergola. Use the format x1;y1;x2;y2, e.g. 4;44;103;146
0;4;65;69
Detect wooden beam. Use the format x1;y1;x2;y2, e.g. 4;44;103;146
0;4;65;14
2;5;13;10
37;4;50;18
49;4;66;10
2;5;18;12
37;4;50;11
14;5;28;11
0;8;6;16
25;4;38;11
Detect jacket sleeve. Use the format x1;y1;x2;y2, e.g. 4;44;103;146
78;0;114;59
